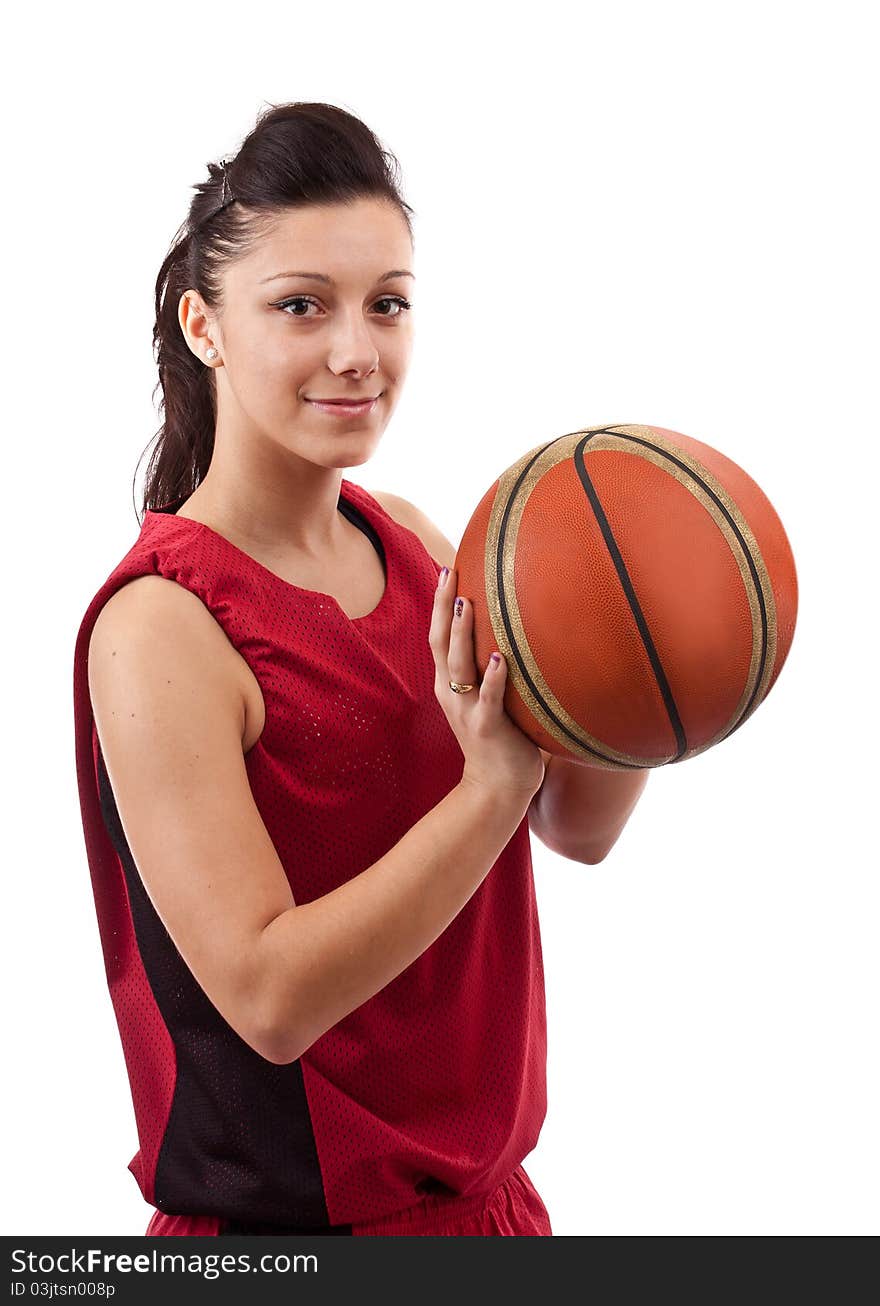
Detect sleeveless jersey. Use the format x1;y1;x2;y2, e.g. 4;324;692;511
72;479;547;1229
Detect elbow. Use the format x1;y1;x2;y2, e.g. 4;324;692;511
566;844;609;866
573;833;623;864
256;996;308;1065
242;974;305;1066
533;822;607;865
241;915;309;1065
257;1039;301;1067
250;1012;303;1066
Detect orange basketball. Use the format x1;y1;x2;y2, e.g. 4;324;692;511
454;423;799;770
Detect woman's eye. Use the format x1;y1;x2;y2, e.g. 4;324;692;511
275;295;413;319
274;297;322;317
277;296;321;317
374;296;413;317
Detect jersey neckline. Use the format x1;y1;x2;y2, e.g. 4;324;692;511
143;479;392;624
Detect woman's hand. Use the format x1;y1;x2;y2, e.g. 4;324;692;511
429;566;547;802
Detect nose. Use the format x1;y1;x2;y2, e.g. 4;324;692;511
326;305;381;379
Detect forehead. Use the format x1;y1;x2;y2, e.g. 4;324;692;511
236;197;413;285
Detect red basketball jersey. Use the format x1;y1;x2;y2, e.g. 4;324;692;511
72;480;547;1229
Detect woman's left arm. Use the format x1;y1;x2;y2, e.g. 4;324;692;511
369;489;649;865
529;749;648;865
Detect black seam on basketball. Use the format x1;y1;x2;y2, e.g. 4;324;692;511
495;432;644;768
575;433;687;761
602;428;769;746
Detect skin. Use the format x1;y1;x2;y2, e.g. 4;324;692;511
84;193;649;1096
175;195;648;860
176;196;415;565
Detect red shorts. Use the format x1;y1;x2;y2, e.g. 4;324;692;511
145;1163;552;1237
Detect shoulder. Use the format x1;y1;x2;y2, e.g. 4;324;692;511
91;574;209;648
89;576;244;701
367;489;457;571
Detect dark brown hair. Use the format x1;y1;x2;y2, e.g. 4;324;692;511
136;102;415;519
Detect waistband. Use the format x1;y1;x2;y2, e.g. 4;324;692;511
221;1165;527;1237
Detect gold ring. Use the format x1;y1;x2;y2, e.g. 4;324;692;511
449;680;475;694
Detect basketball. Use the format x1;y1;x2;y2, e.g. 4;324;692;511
453;423;799;771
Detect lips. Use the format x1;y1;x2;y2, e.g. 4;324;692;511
306;394;382;404
306;396;380;417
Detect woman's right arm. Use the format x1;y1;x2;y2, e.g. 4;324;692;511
88;569;543;1065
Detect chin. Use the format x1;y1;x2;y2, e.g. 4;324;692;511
335;441;380;467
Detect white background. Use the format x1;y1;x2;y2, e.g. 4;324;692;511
3;0;876;1237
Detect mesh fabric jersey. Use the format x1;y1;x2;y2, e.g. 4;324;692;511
72;480;548;1234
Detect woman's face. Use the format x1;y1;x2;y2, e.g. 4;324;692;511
184;196;415;470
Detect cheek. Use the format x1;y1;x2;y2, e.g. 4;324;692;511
239;333;313;394
384;332;413;377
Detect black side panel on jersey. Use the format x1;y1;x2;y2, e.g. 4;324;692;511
96;740;352;1231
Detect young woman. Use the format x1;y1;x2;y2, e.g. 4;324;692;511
72;101;647;1237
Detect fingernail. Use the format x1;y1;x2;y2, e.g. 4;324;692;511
491;652;501;666
438;566;449;589
455;597;464;619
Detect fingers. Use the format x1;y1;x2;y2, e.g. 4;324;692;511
429;565;455;683
447;592;479;692
430;565;506;706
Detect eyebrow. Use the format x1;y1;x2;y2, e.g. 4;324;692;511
260;269;415;285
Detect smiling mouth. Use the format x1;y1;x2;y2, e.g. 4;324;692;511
305;396;381;417
306;393;383;404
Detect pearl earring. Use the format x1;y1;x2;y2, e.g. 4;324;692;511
206;347;218;361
